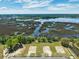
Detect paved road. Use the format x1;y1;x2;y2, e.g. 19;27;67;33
8;57;68;59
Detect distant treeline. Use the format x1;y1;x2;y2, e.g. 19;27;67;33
0;14;79;19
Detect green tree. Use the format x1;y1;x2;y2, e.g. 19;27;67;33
52;36;61;42
6;36;19;48
61;38;70;47
6;36;21;53
0;35;7;44
6;39;13;48
47;37;53;43
26;36;35;44
37;37;48;43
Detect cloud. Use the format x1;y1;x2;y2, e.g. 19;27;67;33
48;6;63;11
15;0;31;3
0;0;79;14
23;0;52;8
0;7;8;10
48;4;79;11
15;0;22;3
68;0;79;2
0;8;79;14
56;4;76;8
0;9;47;14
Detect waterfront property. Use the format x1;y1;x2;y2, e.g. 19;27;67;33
3;42;76;59
4;42;72;57
0;15;79;59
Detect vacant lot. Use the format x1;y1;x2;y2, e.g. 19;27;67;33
16;42;72;57
0;44;4;59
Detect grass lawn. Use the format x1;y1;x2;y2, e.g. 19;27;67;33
19;42;72;57
0;44;4;59
72;43;79;59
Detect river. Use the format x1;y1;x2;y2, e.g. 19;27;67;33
32;18;79;37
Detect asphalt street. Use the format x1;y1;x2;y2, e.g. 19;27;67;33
8;57;68;59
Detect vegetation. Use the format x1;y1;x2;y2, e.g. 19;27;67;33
0;32;78;59
0;35;8;44
0;33;78;54
0;14;79;59
0;44;4;59
61;38;70;47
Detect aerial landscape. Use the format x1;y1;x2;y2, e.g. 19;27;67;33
0;0;79;59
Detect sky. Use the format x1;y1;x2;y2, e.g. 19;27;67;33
0;0;79;14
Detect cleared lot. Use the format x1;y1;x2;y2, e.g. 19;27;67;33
7;42;72;57
55;46;65;54
43;46;52;56
3;42;74;59
27;46;36;56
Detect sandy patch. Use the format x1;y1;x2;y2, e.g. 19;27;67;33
27;46;36;56
43;46;52;56
55;46;65;54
